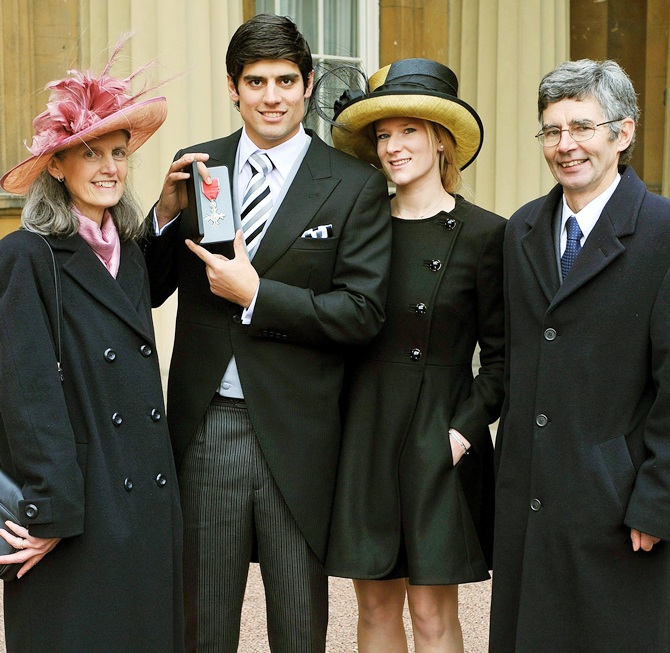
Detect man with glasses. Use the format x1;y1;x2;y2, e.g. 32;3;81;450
490;59;670;652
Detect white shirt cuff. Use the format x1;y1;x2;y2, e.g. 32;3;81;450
241;283;260;324
153;207;180;235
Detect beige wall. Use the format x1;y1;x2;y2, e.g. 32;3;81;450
449;0;569;219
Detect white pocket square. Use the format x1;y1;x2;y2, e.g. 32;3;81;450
301;224;333;238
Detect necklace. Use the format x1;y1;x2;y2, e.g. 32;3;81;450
394;193;451;220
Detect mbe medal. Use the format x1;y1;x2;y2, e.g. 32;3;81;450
186;162;238;247
202;179;226;225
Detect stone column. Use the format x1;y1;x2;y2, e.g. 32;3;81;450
448;0;569;218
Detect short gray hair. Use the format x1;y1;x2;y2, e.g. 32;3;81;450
21;168;146;241
538;59;640;164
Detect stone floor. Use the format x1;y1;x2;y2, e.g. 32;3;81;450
0;565;491;651
239;564;492;652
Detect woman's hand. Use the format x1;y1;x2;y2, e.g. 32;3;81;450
449;428;471;466
0;520;60;579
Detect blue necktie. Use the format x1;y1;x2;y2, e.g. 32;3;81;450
561;215;583;280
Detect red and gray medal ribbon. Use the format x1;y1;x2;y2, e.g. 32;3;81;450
202;179;225;225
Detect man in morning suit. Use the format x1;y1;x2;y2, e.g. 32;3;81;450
490;59;670;652
143;14;391;653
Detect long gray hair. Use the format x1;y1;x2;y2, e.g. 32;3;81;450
21;168;146;241
538;59;640;164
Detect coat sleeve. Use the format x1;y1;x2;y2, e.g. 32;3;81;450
625;264;670;541
142;212;183;308
141;146;189;308
0;236;85;539
248;170;392;346
450;216;506;453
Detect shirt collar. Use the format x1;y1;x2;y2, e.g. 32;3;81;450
561;173;621;240
238;124;310;182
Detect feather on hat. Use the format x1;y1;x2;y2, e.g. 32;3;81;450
1;35;167;195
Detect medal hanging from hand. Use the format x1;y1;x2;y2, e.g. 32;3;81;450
202;179;226;225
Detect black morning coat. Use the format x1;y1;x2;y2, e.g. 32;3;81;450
0;230;184;653
490;166;670;653
143;129;392;564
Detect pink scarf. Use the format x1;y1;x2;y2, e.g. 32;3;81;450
75;208;121;278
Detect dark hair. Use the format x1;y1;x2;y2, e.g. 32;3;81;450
226;14;313;91
538;59;640;164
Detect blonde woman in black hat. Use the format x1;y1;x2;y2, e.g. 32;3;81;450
324;59;505;652
0;40;184;652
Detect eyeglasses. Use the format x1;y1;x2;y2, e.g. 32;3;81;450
535;119;624;147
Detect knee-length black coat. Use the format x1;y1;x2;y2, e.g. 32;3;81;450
0;229;184;653
490;166;670;652
326;198;505;584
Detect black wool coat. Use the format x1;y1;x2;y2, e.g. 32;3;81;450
490;166;670;653
0;230;184;653
327;198;505;584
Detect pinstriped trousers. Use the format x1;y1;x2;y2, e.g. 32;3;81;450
179;397;328;652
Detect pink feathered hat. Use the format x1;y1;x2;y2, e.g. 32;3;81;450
1;37;167;195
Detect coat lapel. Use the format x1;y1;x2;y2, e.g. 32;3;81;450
521;185;563;303
51;235;154;341
550;166;644;308
251;134;340;276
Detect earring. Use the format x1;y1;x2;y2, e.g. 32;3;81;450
438;144;444;151
57;177;64;183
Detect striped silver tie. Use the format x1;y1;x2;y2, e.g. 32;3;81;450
241;152;273;256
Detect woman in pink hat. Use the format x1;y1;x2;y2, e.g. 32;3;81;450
323;58;505;652
0;40;184;653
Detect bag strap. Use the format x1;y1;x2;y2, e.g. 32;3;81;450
34;234;64;383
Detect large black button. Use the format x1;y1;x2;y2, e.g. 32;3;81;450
150;409;161;422
112;412;123;426
530;498;542;512
232;314;242;324
544;328;557;341
438;218;457;230
24;504;39;519
124;478;133;492
104;348;116;362
407;348;422;361
536;414;548;427
140;344;152;357
423;259;442;272
155;474;167;488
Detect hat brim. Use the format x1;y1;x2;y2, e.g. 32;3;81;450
332;91;483;170
1;97;168;195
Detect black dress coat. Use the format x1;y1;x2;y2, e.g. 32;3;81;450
0;230;184;653
326;198;506;584
490;166;670;652
143;129;391;563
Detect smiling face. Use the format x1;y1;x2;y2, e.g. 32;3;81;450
375;117;443;190
48;130;129;224
228;59;313;150
540;97;634;212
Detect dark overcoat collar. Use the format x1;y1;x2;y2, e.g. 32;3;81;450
521;165;646;309
46;234;154;341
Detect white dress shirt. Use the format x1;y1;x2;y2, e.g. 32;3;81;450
560;174;621;255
